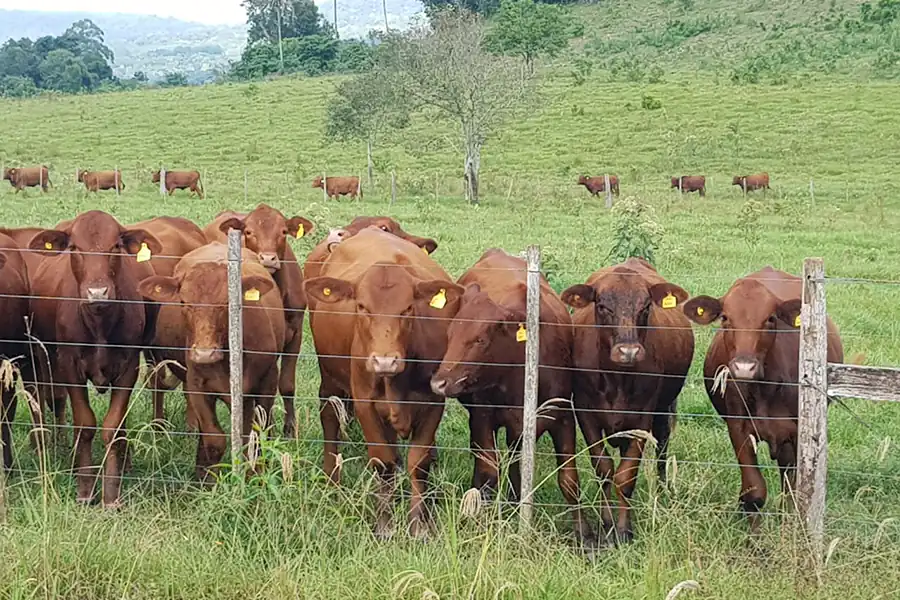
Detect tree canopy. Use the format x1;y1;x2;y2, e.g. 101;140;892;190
486;0;581;73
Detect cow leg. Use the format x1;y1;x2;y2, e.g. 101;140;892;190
51;389;68;447
100;381;135;509
188;389;226;483
776;438;797;513
468;404;500;501
278;327;301;439
319;380;348;485
576;409;616;536
357;401;399;540
651;399;676;485
407;405;444;539
1;387;16;470
699;187;706;197
545;413;595;548
612;437;646;544
68;384;97;504
726;420;767;534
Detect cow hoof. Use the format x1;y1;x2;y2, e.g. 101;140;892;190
615;528;634;545
374;524;395;541
75;495;94;506
102;499;123;511
408;519;433;542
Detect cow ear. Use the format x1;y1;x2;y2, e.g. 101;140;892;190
409;235;439;255
561;284;595;309
304;276;354;304
0;251;7;271
121;229;163;255
776;298;803;329
682;296;722;325
139;276;181;303
415;280;465;310
28;230;69;254
649;282;689;309
286;217;315;239
219;217;245;235
464;282;481;296
241;275;275;301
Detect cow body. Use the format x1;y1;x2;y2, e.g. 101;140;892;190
27;211;161;506
312;175;362;201
732;172;769;193
78;170;125;193
683;267;844;532
562;257;694;544
578;175;619;197
152;170;204;198
4;166;51;193
671;175;705;196
430;249;595;547
203;205;314;438
305;227;463;538
140;243;285;480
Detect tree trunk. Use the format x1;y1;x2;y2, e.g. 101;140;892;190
277;8;284;73
383;0;389;32
333;0;339;39
366;139;374;187
464;137;481;205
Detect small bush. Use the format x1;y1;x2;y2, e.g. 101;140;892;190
608;196;664;265
737;199;765;247
641;94;663;110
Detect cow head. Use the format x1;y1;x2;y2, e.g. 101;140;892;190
151;170;161;183
683;280;801;380
3;168;15;183
305;265;464;376
431;283;525;397
671;177;680;188
577;175;589;186
732;175;744;187
29;210;162;305
219;203;315;272
77;170;87;182
0;251;7;270
348;216;439;255
140;266;275;364
562;268;689;367
311;175;323;189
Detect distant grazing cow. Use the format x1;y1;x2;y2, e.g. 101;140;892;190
732;172;769;193
305;227;464;538
78;170;125;193
578;174;619;197
682;267;843;533
140;243;285;481
27;210;161;507
430;249;595;548
3;166;51;193
312;175;362;201
203;204;314;438
671;175;705;196
0;231;31;470
562;257;694;545
304;216;438;281
151;170;204;198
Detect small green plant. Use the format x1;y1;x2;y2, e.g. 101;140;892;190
570;56;593;86
737;199;765;247
641;94;663;110
608;196;664;265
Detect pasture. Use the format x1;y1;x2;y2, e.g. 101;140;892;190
1;68;900;599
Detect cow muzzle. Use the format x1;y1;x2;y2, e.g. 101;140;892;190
728;357;762;380
611;343;645;366
258;252;280;272
85;286;110;303
325;228;348;251
430;374;468;397
190;346;224;365
367;353;404;376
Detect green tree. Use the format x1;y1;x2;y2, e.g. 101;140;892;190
161;71;189;87
486;0;580;74
39;49;89;93
0;75;38;97
422;0;501;16
0;39;40;81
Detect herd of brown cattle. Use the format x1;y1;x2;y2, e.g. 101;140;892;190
578;172;771;197
0;202;840;547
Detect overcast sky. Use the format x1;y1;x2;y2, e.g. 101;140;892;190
0;0;248;25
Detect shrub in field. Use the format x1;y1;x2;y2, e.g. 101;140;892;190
737;199;764;247
607;196;664;265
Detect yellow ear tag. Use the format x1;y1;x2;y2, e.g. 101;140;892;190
154;285;162;294
296;224;304;239
422;247;429;255
794;315;801;328
661;293;677;309
244;288;260;302
136;243;152;263
429;289;447;310
516;324;527;343
44;242;53;250
323;287;331;297
696;306;705;317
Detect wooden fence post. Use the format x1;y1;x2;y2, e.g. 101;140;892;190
159;166;167;197
390;169;396;207
243;169;248;203
227;229;244;473
323;171;328;201
797;257;828;568
358;172;362;201
115;165;119;196
604;174;612;209
809;178;815;207
519;245;541;532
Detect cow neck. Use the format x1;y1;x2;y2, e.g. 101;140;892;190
79;298;124;343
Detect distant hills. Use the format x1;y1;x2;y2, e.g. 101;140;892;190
0;1;425;83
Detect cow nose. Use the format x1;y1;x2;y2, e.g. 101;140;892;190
367;353;403;375
326;228;348;246
431;378;448;396
191;347;223;364
612;343;643;365
729;358;760;380
258;252;280;271
86;286;109;302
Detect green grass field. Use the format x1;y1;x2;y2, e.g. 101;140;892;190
2;1;900;597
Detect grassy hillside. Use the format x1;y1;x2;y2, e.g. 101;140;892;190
1;1;900;598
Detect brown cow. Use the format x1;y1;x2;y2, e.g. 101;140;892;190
578;174;620;197
304;227;464;538
139;243;285;480
203;205;314;438
304;216;438;282
4;166;51;193
0;232;31;470
671;175;705;196
562;258;694;545
151;170;204;198
430;249;595;548
312;175;362;201
682;267;843;533
27;210;161;506
732;172;769;193
78;170;125;193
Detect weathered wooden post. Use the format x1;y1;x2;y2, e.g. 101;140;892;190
159;166;167;197
227;229;244;473
390;169;396;207
519;245;541;532
604;174;612;209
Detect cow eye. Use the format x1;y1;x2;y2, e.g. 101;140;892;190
767;315;777;326
380;226;389;231
720;315;728;325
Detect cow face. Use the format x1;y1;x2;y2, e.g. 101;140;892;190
219;203;314;273
683;280;801;380
151;171;161;183
306;266;464;376
732;176;744;187
77;170;86;183
3;168;15;183
577;175;589;186
140;266;274;364
345;217;439;255
563;270;688;367
671;177;680;188
30;210;162;304
312;175;323;189
431;283;524;397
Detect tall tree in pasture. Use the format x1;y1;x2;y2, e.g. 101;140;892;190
378;9;533;204
486;0;580;74
324;68;410;184
383;0;390;31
